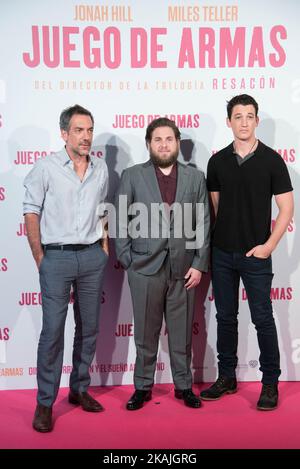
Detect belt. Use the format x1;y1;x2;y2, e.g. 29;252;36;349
43;241;99;251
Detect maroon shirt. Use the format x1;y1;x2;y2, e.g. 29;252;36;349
154;163;177;206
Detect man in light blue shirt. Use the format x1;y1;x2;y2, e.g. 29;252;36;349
24;105;109;432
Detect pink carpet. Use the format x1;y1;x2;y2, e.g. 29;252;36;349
0;382;299;449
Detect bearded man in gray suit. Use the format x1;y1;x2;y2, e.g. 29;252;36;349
115;117;210;410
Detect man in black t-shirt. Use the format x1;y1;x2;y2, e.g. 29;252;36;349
201;94;294;410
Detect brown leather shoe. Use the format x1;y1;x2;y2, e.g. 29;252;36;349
68;390;104;412
32;404;53;432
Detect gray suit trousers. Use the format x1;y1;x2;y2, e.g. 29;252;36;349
127;256;196;391
37;243;107;407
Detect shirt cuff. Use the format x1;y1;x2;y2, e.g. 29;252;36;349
23;204;41;215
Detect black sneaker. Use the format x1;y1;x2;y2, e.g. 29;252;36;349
200;376;237;401
257;383;278;411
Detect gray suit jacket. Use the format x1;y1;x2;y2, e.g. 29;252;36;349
115;160;210;278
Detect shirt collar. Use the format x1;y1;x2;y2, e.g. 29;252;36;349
155;162;177;179
232;140;258;166
59;147;93;167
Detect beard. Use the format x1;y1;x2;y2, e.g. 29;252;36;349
149;149;179;168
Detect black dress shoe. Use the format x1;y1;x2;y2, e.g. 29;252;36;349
175;389;201;408
200;377;237;401
257;383;278;411
68;390;104;412
126;390;152;410
32;404;53;433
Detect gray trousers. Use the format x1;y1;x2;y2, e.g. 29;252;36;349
127;257;196;391
37;243;107;407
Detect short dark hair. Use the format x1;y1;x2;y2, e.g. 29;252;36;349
227;94;258;120
145;117;181;144
59;104;94;131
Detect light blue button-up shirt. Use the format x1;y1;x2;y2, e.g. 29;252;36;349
23;148;108;245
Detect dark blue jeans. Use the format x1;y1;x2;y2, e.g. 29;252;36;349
212;247;280;384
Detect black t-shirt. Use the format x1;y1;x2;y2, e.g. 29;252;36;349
207;140;293;252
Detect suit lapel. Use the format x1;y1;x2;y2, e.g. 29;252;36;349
174;162;188;203
141;160;164;204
